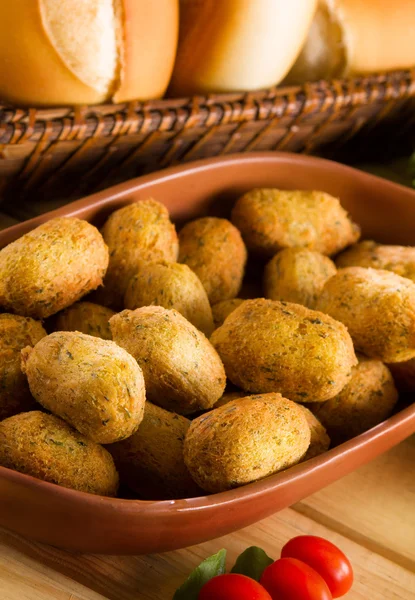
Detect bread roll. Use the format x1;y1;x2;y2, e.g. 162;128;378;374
0;0;178;106
284;0;415;84
169;0;318;96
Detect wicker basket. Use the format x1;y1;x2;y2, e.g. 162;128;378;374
1;69;414;208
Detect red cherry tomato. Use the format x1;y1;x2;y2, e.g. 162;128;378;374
281;536;353;598
260;557;332;600
198;573;272;600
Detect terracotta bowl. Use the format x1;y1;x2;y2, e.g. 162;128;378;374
0;153;414;555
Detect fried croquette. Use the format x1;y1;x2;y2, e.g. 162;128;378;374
0;314;46;421
388;357;415;393
297;405;330;460
264;248;336;309
21;332;146;444
184;393;310;493
54;301;115;340
336;240;415;282
311;357;398;444
97;199;179;308
231;189;360;257
0;218;109;318
316;267;415;362
211;391;330;460
212;390;248;409
0;411;119;496
210;298;357;403
108;402;201;500
110;307;226;415
178;217;247;305
212;299;246;329
124;261;214;336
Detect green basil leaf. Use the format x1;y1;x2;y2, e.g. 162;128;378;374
173;549;227;600
231;546;274;581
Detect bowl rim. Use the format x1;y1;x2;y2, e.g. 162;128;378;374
1;151;415;246
0;403;414;513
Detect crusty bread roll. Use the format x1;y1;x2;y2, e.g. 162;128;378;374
168;0;318;96
284;0;415;84
0;0;178;106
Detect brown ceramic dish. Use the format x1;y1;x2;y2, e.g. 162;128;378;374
0;153;414;555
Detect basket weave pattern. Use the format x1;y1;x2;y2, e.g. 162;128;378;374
1;70;414;205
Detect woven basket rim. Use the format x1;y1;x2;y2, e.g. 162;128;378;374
0;68;414;152
0;69;414;205
1;68;414;121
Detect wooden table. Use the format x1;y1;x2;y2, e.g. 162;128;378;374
0;206;414;600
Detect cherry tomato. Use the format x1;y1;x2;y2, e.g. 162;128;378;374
260;557;332;600
198;573;272;600
281;535;353;598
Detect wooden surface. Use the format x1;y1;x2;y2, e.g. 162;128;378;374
0;210;414;599
1;436;413;600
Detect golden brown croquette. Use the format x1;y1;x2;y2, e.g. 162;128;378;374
231;189;360;257
184;393;310;493
211;390;248;409
178;217;247;305
54;301;115;340
21;332;146;444
388;357;415;394
264;248;336;309
0;411;119;496
210;298;357;403
212;299;246;329
0;218;109;318
0;314;46;421
297;405;330;460
108;402;201;500
110;306;226;415
316;267;415;362
124;261;214;336
96;199;178;308
336;241;415;282
311;357;398;444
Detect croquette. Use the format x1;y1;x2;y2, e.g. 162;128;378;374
96;199;178;308
124;261;214;336
213;391;330;460
0;217;109;318
336;240;415;282
0;314;47;421
388;358;415;393
316;267;415;362
210;299;357;403
110;307;226;415
297;405;330;460
231;189;360;257
0;411;119;496
212;390;248;409
264;248;336;309
178;217;247;305
21;332;146;444
311;357;398;444
54;301;115;340
184;393;311;493
108;402;201;500
212;299;245;329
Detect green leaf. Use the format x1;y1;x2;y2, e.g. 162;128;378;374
173;549;227;600
231;546;274;581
